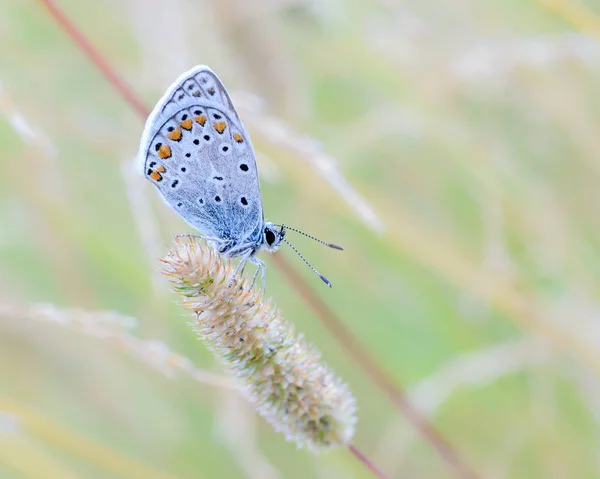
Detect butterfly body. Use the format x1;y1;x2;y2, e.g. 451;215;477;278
138;65;338;288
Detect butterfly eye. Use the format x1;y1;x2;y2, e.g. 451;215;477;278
265;229;276;246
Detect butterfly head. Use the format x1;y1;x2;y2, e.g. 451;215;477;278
262;223;285;253
259;223;344;288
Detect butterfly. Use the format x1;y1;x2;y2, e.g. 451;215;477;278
137;65;342;289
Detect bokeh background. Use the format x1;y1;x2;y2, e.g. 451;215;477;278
2;0;600;478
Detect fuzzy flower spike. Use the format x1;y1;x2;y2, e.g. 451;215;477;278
161;237;357;451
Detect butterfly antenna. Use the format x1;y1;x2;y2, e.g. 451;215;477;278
282;238;333;287
275;225;344;250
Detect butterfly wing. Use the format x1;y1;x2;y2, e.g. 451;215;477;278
137;65;263;246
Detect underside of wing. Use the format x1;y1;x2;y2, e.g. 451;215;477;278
137;66;263;243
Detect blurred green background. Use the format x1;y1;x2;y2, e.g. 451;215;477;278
2;0;600;477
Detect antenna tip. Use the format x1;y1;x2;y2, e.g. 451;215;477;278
329;244;344;251
319;275;332;287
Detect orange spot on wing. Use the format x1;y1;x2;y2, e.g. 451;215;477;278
150;171;162;181
180;119;193;130
157;145;172;159
168;128;182;141
155;165;166;173
196;115;207;126
192;91;201;97
233;133;243;143
213;121;227;134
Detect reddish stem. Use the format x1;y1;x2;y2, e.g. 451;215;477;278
38;0;149;119
348;444;389;479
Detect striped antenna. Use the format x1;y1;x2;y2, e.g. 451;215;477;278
275;224;344;250
282;238;332;287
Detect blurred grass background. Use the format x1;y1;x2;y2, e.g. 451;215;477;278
2;0;600;477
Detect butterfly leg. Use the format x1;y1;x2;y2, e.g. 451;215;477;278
175;233;222;243
249;256;266;291
230;250;254;287
175;233;202;240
